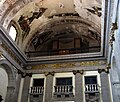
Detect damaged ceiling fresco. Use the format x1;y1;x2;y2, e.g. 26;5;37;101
0;0;103;54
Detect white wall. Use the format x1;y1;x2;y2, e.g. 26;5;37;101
110;0;120;101
0;66;8;102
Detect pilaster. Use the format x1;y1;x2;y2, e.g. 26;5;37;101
98;69;111;102
13;71;22;102
5;86;15;102
21;73;32;102
44;72;54;102
73;70;84;102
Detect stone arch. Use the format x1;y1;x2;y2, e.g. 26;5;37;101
0;59;16;102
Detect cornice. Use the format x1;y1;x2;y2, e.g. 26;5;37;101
0;25;27;63
0;0;110;65
31;60;106;70
0;25;107;65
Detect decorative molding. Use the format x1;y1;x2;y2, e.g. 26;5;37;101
18;69;24;75
111;23;118;31
26;73;32;77
31;61;106;69
21;73;32;78
79;61;100;66
85;6;102;17
109;23;118;47
73;70;79;75
98;69;104;73
98;64;111;73
26;66;32;69
73;70;84;75
106;64;111;69
1;42;22;66
98;68;109;73
44;72;55;76
79;70;84;75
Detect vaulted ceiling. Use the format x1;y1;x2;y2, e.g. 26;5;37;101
0;0;103;53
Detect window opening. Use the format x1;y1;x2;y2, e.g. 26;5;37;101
56;77;72;85
85;76;97;84
9;26;17;41
33;78;44;86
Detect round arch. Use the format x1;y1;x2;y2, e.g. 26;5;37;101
0;59;16;102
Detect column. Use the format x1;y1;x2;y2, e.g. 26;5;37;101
73;70;84;102
21;73;32;102
13;71;22;102
99;70;111;102
44;72;54;102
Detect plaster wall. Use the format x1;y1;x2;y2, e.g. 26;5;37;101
110;0;120;101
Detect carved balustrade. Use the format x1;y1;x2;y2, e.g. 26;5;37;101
85;84;99;93
29;86;44;95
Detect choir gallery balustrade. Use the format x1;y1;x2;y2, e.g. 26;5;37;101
85;84;100;102
54;85;74;98
85;84;99;93
25;46;100;57
29;86;44;102
29;86;44;95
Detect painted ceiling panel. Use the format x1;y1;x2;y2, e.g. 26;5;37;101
0;0;102;53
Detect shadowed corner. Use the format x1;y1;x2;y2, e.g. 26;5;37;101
0;95;3;102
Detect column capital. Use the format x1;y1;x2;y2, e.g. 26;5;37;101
106;64;111;69
98;68;109;74
98;69;104;73
105;69;109;73
26;73;32;77
21;73;32;78
73;70;84;75
17;70;23;74
44;71;55;76
17;70;25;78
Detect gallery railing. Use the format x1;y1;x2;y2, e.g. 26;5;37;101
54;85;73;95
25;46;100;57
85;84;100;101
29;86;44;95
85;84;99;93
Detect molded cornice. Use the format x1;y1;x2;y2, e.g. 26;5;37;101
0;24;107;67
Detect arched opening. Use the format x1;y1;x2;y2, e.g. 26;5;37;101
0;60;16;102
9;25;17;41
0;66;8;102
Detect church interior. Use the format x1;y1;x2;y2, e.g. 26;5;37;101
0;0;120;102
